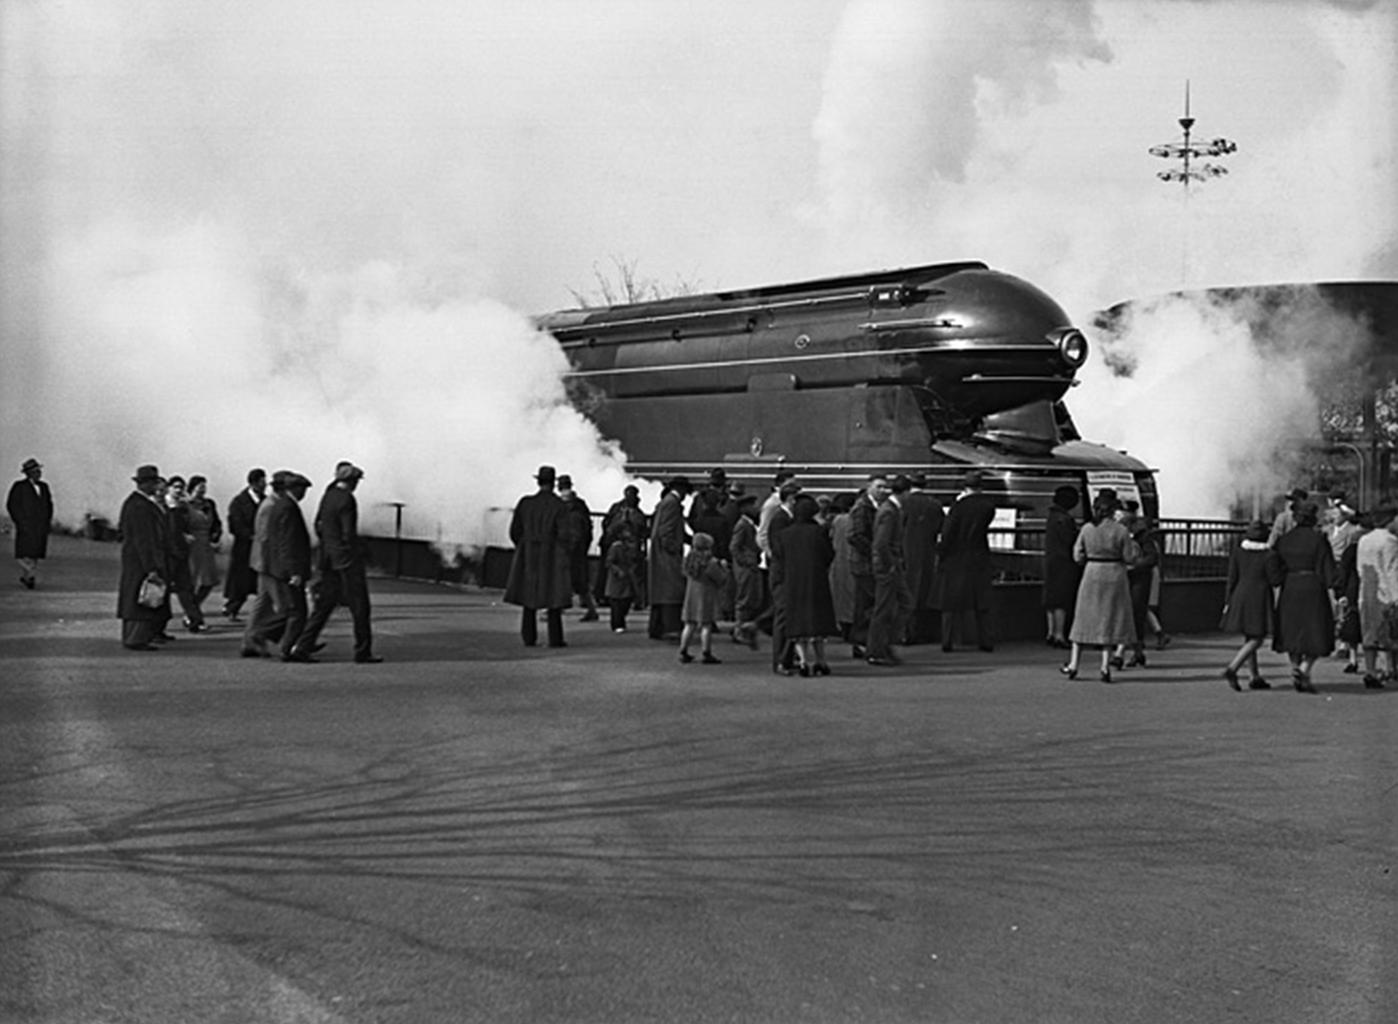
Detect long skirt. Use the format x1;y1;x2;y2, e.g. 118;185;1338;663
1069;562;1135;646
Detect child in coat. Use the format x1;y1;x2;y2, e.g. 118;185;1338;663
678;532;729;664
604;524;638;632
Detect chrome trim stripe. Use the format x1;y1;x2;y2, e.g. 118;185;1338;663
563;344;1055;379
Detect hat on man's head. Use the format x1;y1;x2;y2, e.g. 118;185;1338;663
536;465;556;485
557;474;574;490
335;462;365;482
1285;487;1309;502
888;474;911;494
132;464;162;484
287;472;311;489
21;458;41;473
708;467;727;484
271;470;294;489
1244;520;1268;543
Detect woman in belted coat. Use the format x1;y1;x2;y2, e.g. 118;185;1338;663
1268;500;1335;693
1061;492;1138;683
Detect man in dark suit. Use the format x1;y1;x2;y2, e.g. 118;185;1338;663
504;465;574;647
291;461;381;664
7;457;54;590
116;464;168;650
266;473;313;661
867;474;912;666
847;474;888;659
933;470;999;652
222;467;267;620
900;474;946;644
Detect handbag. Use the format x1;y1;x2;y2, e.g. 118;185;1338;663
137;573;167;609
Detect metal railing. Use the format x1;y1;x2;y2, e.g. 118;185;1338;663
987;519;1245;583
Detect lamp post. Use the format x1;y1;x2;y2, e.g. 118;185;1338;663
386;501;406;578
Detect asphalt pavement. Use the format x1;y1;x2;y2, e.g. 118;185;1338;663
1;536;1394;1024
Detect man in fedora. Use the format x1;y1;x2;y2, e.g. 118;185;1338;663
504;465;574;647
289;461;381;663
117;464;169;650
7;457;53;590
1269;487;1309;548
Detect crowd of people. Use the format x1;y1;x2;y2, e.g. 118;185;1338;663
1220;488;1398;693
12;455;1398;690
502;465;1020;674
112;461;381;663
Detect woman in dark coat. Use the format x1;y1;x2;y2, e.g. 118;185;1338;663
1061;492;1138;683
1267;500;1335;693
772;494;838;676
1041;485;1080;649
1221;520;1274;690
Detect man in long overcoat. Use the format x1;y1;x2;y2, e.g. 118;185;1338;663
222;467;266;619
504;465;574;647
900;474;945;644
7;457;54;590
647;476;692;640
116;464;168;650
932;470;998;652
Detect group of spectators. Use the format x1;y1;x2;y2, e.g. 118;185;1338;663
503;465;1011;675
1221;487;1398;692
114;462;380;663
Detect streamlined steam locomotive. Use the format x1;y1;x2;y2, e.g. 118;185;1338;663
539;261;1156;522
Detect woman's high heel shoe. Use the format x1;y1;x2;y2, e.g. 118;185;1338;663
1109;655;1125;671
1059;664;1077;680
1223;666;1241;691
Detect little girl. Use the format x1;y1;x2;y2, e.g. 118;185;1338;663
604;524;638;633
678;532;729;665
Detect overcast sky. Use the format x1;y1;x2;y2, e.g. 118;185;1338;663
2;0;1394;534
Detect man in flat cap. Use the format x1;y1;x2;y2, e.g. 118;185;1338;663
261;472;315;663
289;461;381;663
504;465;574;647
117;465;169;650
8;457;53;590
557;474;600;622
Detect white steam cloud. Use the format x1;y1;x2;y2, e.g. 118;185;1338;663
811;0;1397;518
37;219;638;549
3;0;1395;537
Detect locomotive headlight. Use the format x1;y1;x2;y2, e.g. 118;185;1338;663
1056;328;1089;368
